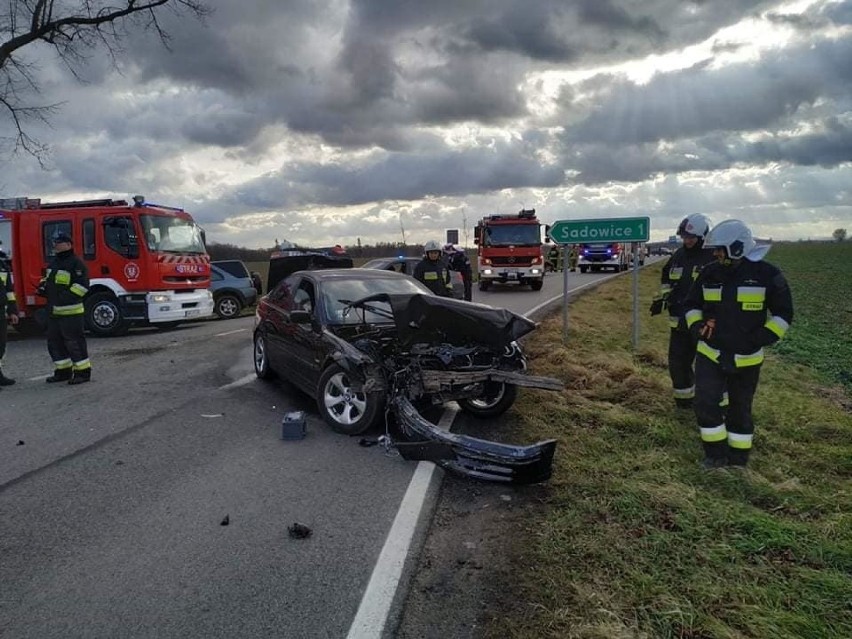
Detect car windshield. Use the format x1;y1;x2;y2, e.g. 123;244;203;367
322;276;429;324
483;224;541;246
140;214;206;254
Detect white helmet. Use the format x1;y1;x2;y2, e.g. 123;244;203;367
423;239;442;254
677;214;712;240
704;219;769;261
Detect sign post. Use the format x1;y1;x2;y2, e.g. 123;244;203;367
548;217;650;349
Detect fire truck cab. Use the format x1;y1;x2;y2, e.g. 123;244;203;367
0;196;214;336
474;208;547;291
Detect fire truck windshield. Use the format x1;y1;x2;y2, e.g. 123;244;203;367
141;214;205;254
483;224;541;247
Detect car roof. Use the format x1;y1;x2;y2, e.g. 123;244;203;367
300;267;411;280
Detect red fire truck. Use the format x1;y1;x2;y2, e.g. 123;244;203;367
473;208;548;291
0;195;214;336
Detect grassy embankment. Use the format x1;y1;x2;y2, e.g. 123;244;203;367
487;241;851;639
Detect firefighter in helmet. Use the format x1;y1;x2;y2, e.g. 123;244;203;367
39;231;92;385
683;220;794;469
414;240;454;297
0;245;19;387
650;214;716;409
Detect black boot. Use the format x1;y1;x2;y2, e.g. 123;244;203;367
46;368;73;383
0;369;14;386
68;369;92;385
701;441;727;470
727;447;750;468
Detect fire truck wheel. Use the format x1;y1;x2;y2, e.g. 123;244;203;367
478;280;491;291
214;294;243;319
85;292;130;337
530;279;544;291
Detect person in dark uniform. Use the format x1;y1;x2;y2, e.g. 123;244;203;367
0;246;19;386
650;214;716;408
39;231;92;385
684;219;794;469
443;243;473;301
567;244;579;272
546;245;561;272
250;271;263;297
414;240;454;297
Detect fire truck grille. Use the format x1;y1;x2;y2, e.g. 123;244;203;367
490;256;533;266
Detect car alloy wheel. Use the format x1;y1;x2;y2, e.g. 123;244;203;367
253;333;275;379
317;364;382;434
215;294;242;319
458;382;518;418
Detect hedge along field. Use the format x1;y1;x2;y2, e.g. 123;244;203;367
765;241;852;391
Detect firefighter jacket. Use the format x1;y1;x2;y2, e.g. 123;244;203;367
684;258;793;370
40;250;89;317
446;250;472;278
656;245;716;330
1;262;17;316
413;257;454;297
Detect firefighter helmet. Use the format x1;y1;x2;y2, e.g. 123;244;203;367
676;214;712;240
423;239;441;254
704;219;767;261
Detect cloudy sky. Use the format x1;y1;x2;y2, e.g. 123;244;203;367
3;0;851;249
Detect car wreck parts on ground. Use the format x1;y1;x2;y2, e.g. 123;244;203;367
325;292;562;484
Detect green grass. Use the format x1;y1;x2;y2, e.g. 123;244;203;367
485;244;852;639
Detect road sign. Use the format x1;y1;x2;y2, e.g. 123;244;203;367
548;217;650;244
446;228;459;245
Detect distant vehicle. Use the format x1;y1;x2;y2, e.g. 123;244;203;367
578;243;628;273
361;255;465;299
209;260;258;319
474;208;547;291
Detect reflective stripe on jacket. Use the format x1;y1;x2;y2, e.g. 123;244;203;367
43;252;89;317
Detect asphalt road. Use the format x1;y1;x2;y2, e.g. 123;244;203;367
0;264;638;638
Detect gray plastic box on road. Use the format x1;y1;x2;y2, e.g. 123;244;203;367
281;411;307;440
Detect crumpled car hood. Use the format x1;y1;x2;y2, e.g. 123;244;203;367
384;293;537;349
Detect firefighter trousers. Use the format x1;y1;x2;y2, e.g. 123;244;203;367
668;328;697;402
47;315;91;373
0;315;7;361
694;355;761;465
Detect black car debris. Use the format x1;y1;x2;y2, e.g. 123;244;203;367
253;268;561;483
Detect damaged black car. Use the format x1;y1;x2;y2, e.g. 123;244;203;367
253;268;561;483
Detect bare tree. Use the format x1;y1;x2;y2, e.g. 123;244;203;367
1;0;209;164
833;228;847;242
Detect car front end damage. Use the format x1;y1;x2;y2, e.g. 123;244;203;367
330;293;563;484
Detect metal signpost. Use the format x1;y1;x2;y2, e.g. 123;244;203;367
548;217;650;348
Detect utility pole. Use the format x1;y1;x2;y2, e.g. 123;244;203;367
462;208;469;248
399;212;407;247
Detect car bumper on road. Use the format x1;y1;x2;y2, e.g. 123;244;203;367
391;396;558;484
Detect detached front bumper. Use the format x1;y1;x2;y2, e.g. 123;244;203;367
391;396;557;484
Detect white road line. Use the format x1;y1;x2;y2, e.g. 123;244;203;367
218;373;256;390
215;328;249;337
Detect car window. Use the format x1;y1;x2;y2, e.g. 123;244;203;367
293;280;316;313
212;260;250;279
210;268;224;282
268;275;297;304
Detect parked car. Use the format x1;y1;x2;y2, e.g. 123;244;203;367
209;260;258;319
361;255;465;299
253;268;562;483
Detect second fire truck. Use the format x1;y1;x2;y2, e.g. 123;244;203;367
473;208;548;291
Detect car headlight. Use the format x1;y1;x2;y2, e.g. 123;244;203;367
151;293;171;303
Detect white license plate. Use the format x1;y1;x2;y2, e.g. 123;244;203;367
185;310;201;318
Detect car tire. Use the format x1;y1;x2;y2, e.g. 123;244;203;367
215;293;242;319
530;279;543;291
317;363;383;435
458;382;518;418
478;280;491;291
580;266;588;273
253;332;276;380
85;291;130;337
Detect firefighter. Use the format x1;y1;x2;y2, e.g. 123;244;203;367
443;243;473;301
546;245;561;272
568;244;579;272
650;214;716;409
0;247;19;386
414;240;454;297
39;231;92;385
683;219;793;469
250;271;263;297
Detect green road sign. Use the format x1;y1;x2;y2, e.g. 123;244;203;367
548;217;650;244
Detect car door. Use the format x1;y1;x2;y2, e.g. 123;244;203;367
261;275;299;380
287;276;328;393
